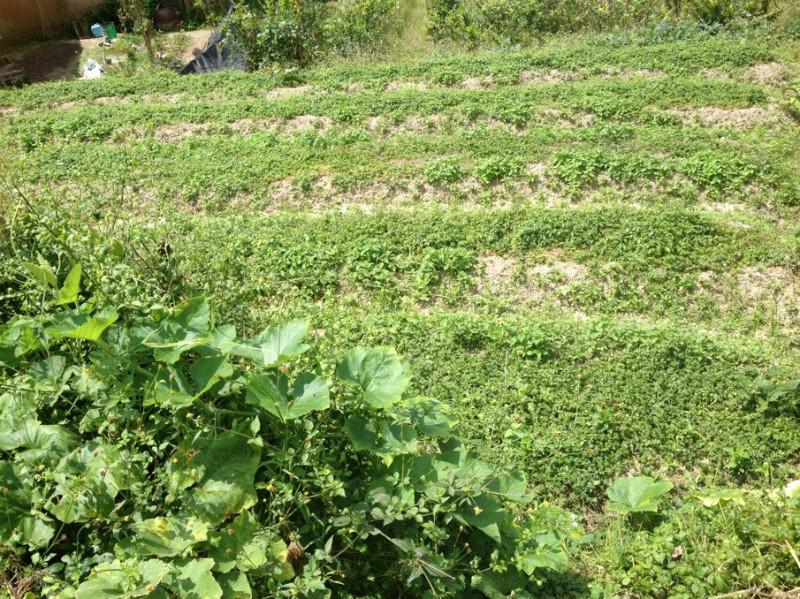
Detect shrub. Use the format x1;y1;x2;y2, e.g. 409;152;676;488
428;0;668;46
475;155;525;185
686;0;773;24
222;1;326;68
425;157;466;185
589;482;800;596
427;0;784;46
427;0;546;47
323;0;402;56
0;270;585;595
783;79;800;122
682;150;758;196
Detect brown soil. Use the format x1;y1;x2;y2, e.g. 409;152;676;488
11;40;83;83
668;106;786;127
385;80;429;92
266;85;315;99
744;62;785;86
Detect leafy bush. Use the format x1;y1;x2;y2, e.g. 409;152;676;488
475;155;525;185
222;1;326;68
606;476;673;514
0;270;585;596
590;482;800;596
424;157;466;185
686;0;773;24
222;0;400;68
682;150;758;196
783;79;800;122
323;0;402;56
428;0;668;46
428;0;547;48
427;0;786;46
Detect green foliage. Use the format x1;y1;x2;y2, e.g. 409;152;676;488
588;487;800;596
783;79;800;122
222;0;400;68
2;24;800;597
427;0;786;45
425;157;466;185
427;0;669;46
222;1;326;68
0;285;581;596
686;0;773;24
682;150;758;196
606;476;673;514
323;0;402;56
475;155;525;185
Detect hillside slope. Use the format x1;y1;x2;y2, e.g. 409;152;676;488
2;30;800;595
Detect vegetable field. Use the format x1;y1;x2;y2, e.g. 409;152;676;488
1;27;800;597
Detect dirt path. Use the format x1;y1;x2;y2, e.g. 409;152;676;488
4;28;212;83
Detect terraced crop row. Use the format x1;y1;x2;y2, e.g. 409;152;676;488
2;33;799;513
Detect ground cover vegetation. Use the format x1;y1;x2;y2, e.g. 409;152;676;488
2;1;800;597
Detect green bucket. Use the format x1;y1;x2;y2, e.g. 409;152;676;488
103;23;118;41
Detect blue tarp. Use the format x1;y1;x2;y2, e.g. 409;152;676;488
179;6;244;74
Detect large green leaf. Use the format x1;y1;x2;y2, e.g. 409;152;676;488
0;412;78;465
46;308;118;342
456;494;505;543
144;298;212;364
229;321;310;367
55;264;82;305
152;365;195;409
169;558;222;599
23;259;57;288
0;462;31;541
246;372;329;421
14;423;79;466
76;558;171;599
208;510;270;573
125;516;209;557
518;545;569;574
48;443;133;523
343;415;378;452
217;571;252;599
167;432;261;525
484;472;532;503
18;516;55;548
471;568;529;599
607;476;673;514
189;354;233;397
343;416;417;464
693;488;748;508
336;347;410;409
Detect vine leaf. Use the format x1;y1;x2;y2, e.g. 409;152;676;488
124;516;209;557
75;558;170;599
145;298;211;364
230;320;310;367
607;476;673;514
170;558;222;599
46;308;118;342
336;347;410;408
55;264;82;305
167;432;260;526
246;372;329;421
217;570;252;598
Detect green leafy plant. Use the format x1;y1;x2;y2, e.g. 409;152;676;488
425;157;466;185
222;1;326;68
323;0;402;56
475;155;525;185
607;476;673;514
0;267;582;596
783;79;800;122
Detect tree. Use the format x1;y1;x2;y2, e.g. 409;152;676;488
119;0;156;62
